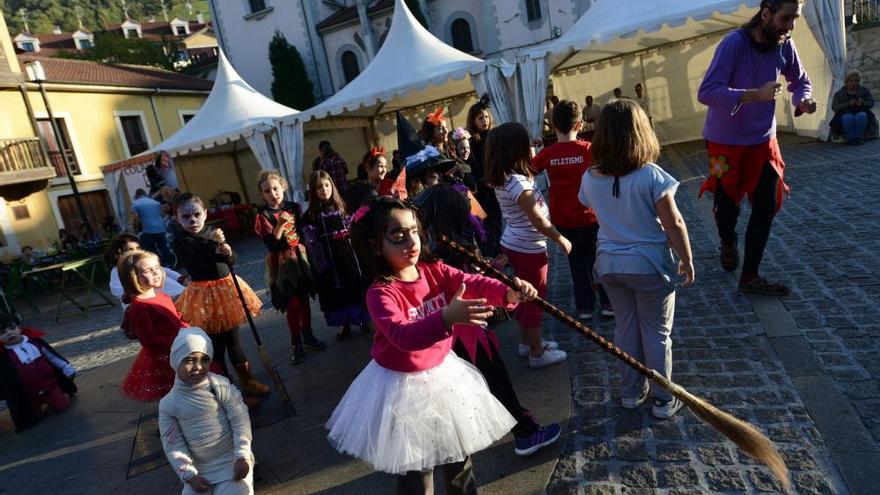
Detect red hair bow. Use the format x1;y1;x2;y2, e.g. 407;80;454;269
370;146;385;158
426;107;446;125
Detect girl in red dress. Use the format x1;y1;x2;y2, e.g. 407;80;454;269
119;250;188;401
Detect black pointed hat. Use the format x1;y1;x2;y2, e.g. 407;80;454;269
396;111;423;161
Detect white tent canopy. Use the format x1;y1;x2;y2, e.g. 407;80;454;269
515;0;843;142
526;0;760;72
155;49;298;157
101;50;298;223
284;0;486;123
273;0;495;202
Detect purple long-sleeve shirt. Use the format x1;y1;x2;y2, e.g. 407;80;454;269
698;29;812;146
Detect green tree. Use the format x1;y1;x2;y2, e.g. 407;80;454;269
268;30;315;110
58;31;177;70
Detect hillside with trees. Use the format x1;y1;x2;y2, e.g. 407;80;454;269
1;0;210;34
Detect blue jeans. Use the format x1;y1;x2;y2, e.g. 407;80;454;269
842;112;868;141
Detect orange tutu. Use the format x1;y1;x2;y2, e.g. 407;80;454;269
175;275;263;333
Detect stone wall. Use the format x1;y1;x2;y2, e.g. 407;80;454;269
847;24;880;96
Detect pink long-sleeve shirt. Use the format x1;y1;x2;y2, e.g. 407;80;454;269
366;261;513;372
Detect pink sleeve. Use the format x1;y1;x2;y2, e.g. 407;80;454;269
366;287;452;352
439;262;514;309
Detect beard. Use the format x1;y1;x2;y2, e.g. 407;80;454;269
759;21;789;49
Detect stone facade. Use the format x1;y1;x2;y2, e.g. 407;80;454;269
847;24;880;96
208;0;593;102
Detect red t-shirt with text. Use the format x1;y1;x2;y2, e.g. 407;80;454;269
531;140;597;228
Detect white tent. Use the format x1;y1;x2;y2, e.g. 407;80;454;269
516;0;845;144
154;49;298;158
273;0;497;200
101;50;298;222
290;0;484;122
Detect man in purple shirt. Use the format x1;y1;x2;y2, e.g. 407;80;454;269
697;0;817;296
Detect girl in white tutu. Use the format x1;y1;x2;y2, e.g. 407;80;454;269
328;196;538;494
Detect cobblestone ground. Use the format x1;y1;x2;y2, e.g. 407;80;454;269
545;136;880;494
8;137;879;494
16;235;270;374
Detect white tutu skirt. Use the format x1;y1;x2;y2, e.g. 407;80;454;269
326;353;516;474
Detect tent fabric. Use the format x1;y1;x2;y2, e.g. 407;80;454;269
470;60;517;127
152;49;297;157
273;122;306;204
104;169;126;228
282;0;486;123
100;151;177;225
524;0;761;71
803;0;847;139
515;0;836;143
244;129;276;172
518;56;548;139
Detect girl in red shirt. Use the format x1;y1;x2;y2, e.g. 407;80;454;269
119;250;188;401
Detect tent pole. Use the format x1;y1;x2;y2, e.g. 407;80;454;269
231;142;251;204
176;156;191;192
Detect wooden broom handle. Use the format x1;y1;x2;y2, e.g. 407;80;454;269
441;235;658;380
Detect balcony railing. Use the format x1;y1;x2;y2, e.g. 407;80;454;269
0;138;56;195
0;138;54;175
853;0;880;28
46;149;81;176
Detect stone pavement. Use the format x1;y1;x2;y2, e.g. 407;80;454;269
0;232;568;494
3;136;879;494
545;136;880;494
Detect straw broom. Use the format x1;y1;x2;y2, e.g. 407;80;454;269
226;261;297;417
440;235;790;491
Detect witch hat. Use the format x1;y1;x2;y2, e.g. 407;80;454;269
396;111;423;160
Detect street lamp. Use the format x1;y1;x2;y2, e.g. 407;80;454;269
26;60;90;229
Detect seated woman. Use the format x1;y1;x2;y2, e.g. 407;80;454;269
830;71;877;145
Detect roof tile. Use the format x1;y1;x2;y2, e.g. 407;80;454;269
15;56;213;91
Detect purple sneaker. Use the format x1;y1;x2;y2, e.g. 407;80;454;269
514;423;562;456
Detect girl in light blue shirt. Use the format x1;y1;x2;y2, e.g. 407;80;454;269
578;99;694;419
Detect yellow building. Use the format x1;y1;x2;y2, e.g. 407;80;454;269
0;17;211;261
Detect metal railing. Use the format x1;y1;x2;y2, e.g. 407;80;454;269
46;149;81;176
853;0;880;28
0;138;55;175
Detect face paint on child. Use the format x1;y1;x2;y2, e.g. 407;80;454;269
176;201;206;234
456;139;471;161
381;208;421;272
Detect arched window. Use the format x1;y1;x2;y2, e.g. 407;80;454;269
525;0;542;22
341;50;360;85
450;18;474;53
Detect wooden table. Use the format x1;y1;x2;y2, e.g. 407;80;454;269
22;255;116;322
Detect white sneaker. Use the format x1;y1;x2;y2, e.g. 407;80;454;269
652;398;684;419
528;349;567;368
518;339;559;357
577;309;593;320
620;387;650;409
